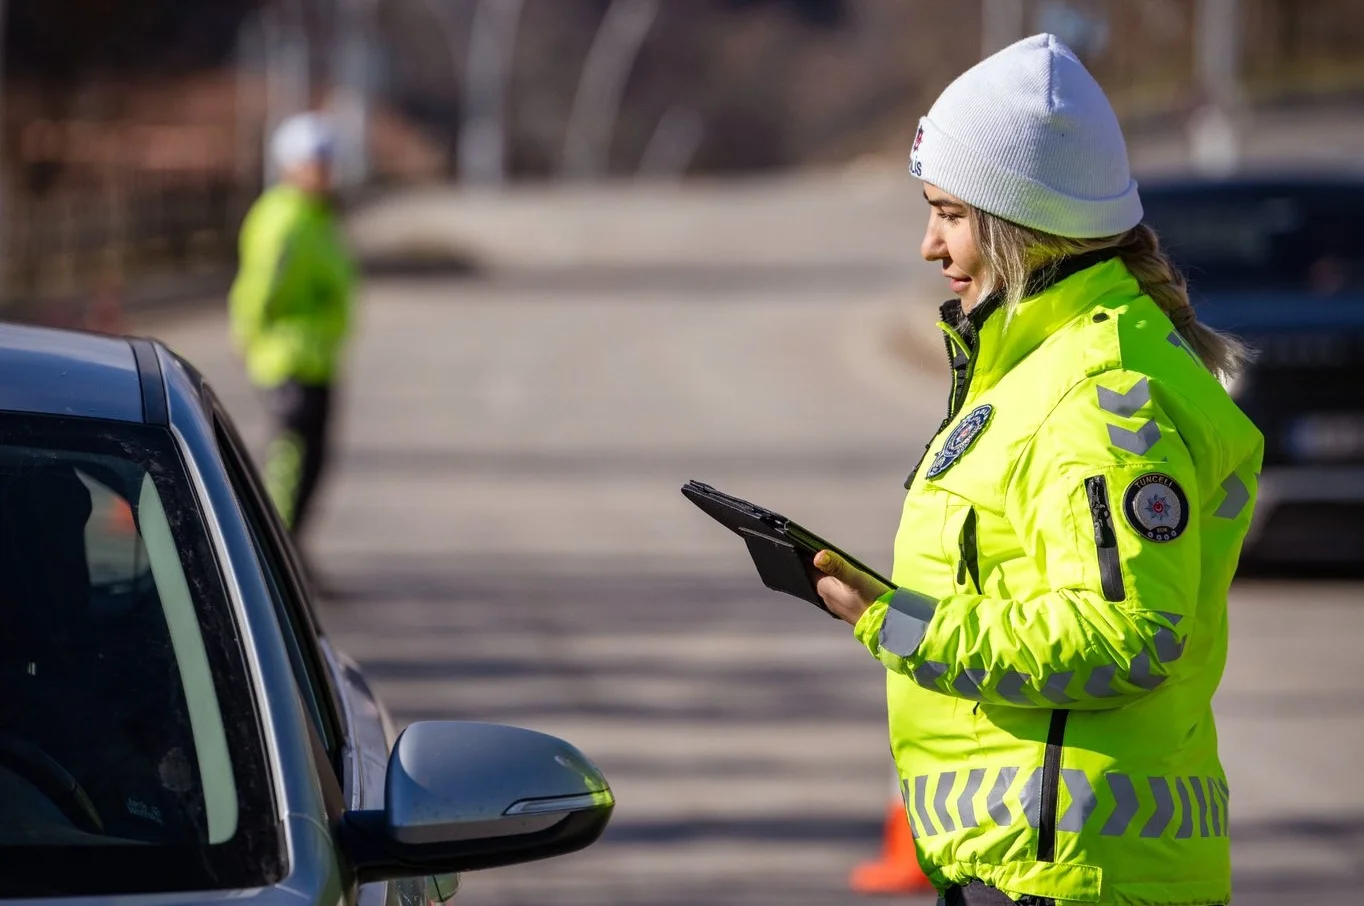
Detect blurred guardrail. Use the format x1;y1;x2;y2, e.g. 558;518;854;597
0;115;259;326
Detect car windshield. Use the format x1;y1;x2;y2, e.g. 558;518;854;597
1142;184;1364;296
0;414;281;897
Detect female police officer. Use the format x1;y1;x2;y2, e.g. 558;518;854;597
813;35;1261;906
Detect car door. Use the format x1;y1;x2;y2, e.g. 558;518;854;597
209;398;438;906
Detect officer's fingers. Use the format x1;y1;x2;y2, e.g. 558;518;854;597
816;573;856;608
815;550;887;600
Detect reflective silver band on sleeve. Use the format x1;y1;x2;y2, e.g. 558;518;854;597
888;587;939;621
878;589;939;658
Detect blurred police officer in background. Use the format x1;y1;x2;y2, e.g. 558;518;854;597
229;113;356;575
812;34;1261;906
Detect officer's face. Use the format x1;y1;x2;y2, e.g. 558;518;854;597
287;158;334;196
921;184;984;309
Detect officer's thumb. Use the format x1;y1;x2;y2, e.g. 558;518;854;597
813;550;845;578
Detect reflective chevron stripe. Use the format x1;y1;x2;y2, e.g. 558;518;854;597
958;768;986;828
905;768;1230;840
913;660;949;691
1019;767;1044;829
1191;776;1211;838
1101;772;1140;836
930;613;1184;705
1038;671;1078;704
933;771;957;833
1097;378;1151;417
996;670;1033;704
1216;472;1251;519
1099;773;1230;838
1141;776;1176;837
1153;613;1187;662
1058;769;1097;832
952;668;988;700
1174;778;1194;838
913;774;938;836
986;767;1017;826
1108;419;1162;455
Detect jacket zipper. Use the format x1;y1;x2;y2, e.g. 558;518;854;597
1037;709;1070;862
904;326;975;488
1084;476;1126;602
957;507;981;593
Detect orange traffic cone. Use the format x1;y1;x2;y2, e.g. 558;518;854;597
850;801;934;895
106;497;137;535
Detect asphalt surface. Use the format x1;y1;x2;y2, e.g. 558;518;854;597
140;172;1364;906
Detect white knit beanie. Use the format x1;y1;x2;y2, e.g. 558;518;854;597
272;112;337;171
909;33;1142;239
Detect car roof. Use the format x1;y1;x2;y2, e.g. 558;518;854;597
0;322;162;424
1140;172;1364;196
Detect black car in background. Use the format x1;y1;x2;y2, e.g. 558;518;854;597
1142;176;1364;566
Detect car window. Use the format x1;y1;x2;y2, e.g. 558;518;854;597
0;413;282;897
212;409;345;776
1143;185;1364;296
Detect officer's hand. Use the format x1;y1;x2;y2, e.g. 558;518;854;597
812;550;891;626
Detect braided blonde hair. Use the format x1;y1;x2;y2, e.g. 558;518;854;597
969;208;1248;382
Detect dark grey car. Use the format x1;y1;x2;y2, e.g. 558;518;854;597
1142;176;1364;565
0;324;613;901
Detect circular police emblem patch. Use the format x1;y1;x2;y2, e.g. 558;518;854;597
1123;472;1189;542
926;404;994;479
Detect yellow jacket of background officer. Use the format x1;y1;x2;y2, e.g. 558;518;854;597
229;183;354;389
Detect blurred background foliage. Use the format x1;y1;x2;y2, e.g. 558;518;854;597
2;0;1362;320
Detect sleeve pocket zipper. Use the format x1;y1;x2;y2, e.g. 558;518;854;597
1084;476;1126;602
957;506;981;594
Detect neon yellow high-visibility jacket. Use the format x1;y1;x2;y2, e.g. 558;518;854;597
853;254;1262;906
229;184;355;388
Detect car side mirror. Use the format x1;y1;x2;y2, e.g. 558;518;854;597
339;721;614;882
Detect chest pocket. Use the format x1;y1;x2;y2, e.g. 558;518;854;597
920;398;1034;598
957;506;981;593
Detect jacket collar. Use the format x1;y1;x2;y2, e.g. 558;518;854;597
939;250;1135;392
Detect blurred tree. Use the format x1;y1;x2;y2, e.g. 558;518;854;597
722;0;846;28
8;0;261;79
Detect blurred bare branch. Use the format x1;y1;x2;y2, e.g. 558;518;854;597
638;106;704;181
438;0;524;187
562;0;659;181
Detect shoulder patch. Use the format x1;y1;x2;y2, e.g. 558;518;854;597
1123;472;1188;542
926;404;993;479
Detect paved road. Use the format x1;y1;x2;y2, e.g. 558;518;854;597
141;173;1364;905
